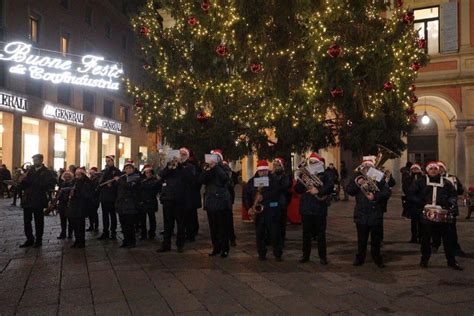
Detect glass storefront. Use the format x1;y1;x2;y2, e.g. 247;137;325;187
101;132;116;169
138;145;148;170
118;136;131;170
80;128;98;169
54;123;68;170
22;117;40;165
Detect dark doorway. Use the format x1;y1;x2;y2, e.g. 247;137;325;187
407;118;438;166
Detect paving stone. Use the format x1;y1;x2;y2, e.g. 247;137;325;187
58;304;95;316
128;297;173;315
60;273;90;289
19;287;59;308
60;288;93;306
15;304;58;316
94;301;131;316
91;286;126;304
163;292;206;313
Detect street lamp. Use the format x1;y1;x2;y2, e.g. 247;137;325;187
421;110;430;125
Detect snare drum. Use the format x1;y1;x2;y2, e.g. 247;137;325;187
422;205;453;223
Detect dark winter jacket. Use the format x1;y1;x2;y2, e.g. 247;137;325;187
325;167;339;184
139;177;160;212
443;173;464;196
407;175;458;217
99;166;122;205
243;173;282;223
272;170;292;209
222;164;236;205
295;171;334;217
20;165;56;209
188;160;203;209
200;164;232;212
159;160;196;207
67;177;94;218
115;172;141;215
402;172;424;218
346;172;392;226
57;181;74;213
89;174;101;209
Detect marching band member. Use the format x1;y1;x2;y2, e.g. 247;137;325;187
435;161;466;257
295;153;333;265
185;153;202;242
87;167;100;232
243;160;283;261
115;161;141;248
402;163;423;243
466;186;474;219
272;158;292;247
408;162;462;270
346;157;391;268
67;167;93;248
56;171;74;239
98;155;122;240
19;154;56;248
200;153;232;257
158;147;196;253
139;165;160;240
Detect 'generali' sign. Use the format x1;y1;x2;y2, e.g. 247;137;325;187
0;41;123;90
0;90;27;112
94;117;122;134
43;104;84;125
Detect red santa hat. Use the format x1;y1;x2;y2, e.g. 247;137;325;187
89;167;98;172
468;186;474;192
105;155;115;161
425;161;440;172
257;160;270;171
210;149;223;161
143;164;152;169
142;166;154;174
124;159;134;168
410;163;422;172
308;152;323;163
362;155;376;167
437;161;447;170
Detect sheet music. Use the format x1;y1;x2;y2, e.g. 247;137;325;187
254;176;269;187
366;167;384;182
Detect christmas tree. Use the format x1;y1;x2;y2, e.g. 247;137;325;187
126;0;427;164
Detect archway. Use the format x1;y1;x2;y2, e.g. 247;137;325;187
407;118;438;165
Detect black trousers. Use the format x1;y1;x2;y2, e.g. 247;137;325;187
119;214;136;245
69;217;85;245
280;206;288;244
185;208;199;239
59;209;73;236
227;207;236;242
23;208;44;242
422;221;456;264
431;218;461;251
12;187;21;205
207;210;229;253
88;206;99;229
140;209;157;237
101;203;117;235
411;217;421;242
302;215;327;259
162;201;186;249
255;213;282;258
356;224;383;263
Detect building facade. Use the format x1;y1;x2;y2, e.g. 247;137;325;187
0;0;153;171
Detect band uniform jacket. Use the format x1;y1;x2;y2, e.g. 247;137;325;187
67;177;94;218
159;161;196;208
243;173;282;223
294;171;334;217
199;164;232;212
139;177;161;212
20;165;56;209
99;166;122;205
115;173;142;215
346;172;392;226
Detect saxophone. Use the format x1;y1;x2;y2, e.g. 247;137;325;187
248;186;264;221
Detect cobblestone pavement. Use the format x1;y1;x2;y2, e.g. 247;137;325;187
0;195;473;316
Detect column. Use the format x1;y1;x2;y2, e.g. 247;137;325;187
39;120;54;168
97;132;103;169
66;126;80;166
460;0;470;51
12;114;22;168
456;125;467;183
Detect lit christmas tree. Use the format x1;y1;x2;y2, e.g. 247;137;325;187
126;0;427;163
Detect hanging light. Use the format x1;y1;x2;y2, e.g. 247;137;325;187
421;97;430;125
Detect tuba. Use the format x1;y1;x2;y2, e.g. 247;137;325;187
295;161;328;200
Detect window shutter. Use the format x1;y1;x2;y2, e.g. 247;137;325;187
440;2;459;53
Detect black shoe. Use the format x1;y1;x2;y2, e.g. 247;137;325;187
67;235;73;240
57;234;66;240
220;251;229;258
10;203;16;206
420;260;429;268
230;240;237;247
119;242;128;248
157;247;171;253
431;247;439;253
126;242;136;249
448;262;463;271
353;259;364;266
258;256;267;261
320;258;329;266
455;249;466;257
33;241;42;248
186;236;196;242
375;261;385;268
159;231;165;235
75;243;85;249
209;250;219;257
148;233;156;240
71;243;77;248
275;256;283;262
98;233;109;240
110;232;117;240
19;240;34;248
140;235;147;241
86;227;93;232
177;247;184;253
299;257;309;263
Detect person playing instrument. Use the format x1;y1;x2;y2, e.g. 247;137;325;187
10;168;24;206
157;147;196;253
115;161;141;248
407;161;462;270
18;154;56;248
185;152;202;243
56;171;74;239
98;155;122;240
243;160;283;261
466;186;474;219
433;161;466;257
402;163;424;243
295;153;334;265
272;158;292;248
346;157;391;268
67;168;93;248
87;167;100;232
139;166;160;240
200;153;232;258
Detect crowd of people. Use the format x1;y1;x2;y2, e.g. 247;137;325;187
6;148;469;271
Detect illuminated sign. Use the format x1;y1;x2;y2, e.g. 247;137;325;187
0;41;123;90
0;91;27;112
43;104;84;125
94;117;122;133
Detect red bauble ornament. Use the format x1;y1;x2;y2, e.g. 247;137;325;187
327;43;342;58
383;82;394;91
250;63;263;73
417;38;427;49
197;111;209;123
396;0;403;8
409;84;416;92
201;1;210;11
216;44;228;56
187;16;198;26
410;95;419;103
410;62;421;71
140;26;150;36
330;87;344;98
405;107;415;116
402;11;415;24
134;98;143;108
410;114;418;124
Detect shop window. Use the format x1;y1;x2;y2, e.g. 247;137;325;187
103;99;114;118
85;6;92;26
414;7;439;55
60;0;69;9
26;79;42;97
29;15;40;43
118;105;129;122
105;20;111;39
59;32;69;56
83;91;94;112
57;86;71;105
